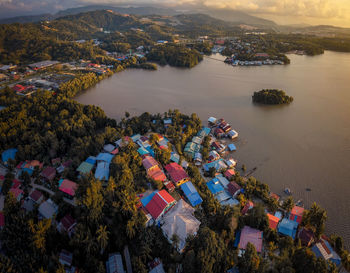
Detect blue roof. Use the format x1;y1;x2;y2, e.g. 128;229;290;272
197;127;211;137
170;152;180;163
145;146;155;157
278;218;298;239
233;230;241;247
206;178;224;195
220;198;240;206
2;148;17;163
228;144;237;151
95;162;110;181
203;159;226;172
312;240;341;266
181;181;203;206
141;191;157;207
274;211;283;219
22;168;34;176
137;147;149;156
96;153;114;163
86;156;97;165
0;106;6;111
131;134;141;142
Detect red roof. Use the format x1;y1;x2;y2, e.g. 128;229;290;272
267;213;280;230
29;189;43;202
145;190;175;220
224;169;235;179
142;156;159;170
158;189;175;204
164;163;189;185
145;193;167;219
13;84;26;92
0;212;4;227
239;226;263;253
270;192;280;201
148;166;167;182
12;179;21;189
241;201;254;215
41;166;56;180
291;206;304;217
10;187;23;199
59;179;78;196
227;181;241;196
60;214;76;231
111;148;119;155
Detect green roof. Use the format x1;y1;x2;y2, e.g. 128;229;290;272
77;161;93;174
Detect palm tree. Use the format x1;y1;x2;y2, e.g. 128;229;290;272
96;225;109;254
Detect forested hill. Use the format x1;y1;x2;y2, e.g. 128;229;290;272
0;10;175;64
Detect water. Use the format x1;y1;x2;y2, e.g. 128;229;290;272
76;51;350;247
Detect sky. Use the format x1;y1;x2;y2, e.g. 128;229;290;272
0;0;350;27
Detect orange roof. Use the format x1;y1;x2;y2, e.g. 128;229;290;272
267;213;280;230
148;166;167;182
291;206;304;217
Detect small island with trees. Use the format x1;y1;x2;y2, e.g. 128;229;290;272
252;89;294;105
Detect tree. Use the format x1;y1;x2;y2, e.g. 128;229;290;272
96;225;109;254
79;179;105;223
302;202;327;239
28;218;52;252
238;242;261;273
283;197;294;213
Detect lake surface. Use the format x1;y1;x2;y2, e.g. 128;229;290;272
76;51;350;247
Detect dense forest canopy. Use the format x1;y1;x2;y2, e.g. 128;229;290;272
252;89;294;105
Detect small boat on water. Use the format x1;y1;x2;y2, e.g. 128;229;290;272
284;188;292;195
306;188;312;191
296;199;303;207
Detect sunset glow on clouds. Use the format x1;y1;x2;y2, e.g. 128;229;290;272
0;0;349;27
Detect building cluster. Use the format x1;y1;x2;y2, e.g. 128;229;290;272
0;114;345;272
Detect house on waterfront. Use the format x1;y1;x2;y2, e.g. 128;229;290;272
312;238;341;267
203;159;227;172
180;181;203;207
267;213;280;230
298;227;315;247
164;163;189;187
278;218;298;239
241;201;254;215
161;199;201;252
289;206;304;224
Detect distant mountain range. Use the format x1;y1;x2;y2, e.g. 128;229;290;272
0;4;349;36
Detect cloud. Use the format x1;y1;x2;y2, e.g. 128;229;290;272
0;0;348;23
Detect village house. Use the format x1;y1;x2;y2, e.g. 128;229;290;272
29;189;44;204
141;190;176;222
237;226;263;253
106;253;126;273
40;166;56;182
38;199;58;219
298;227;315;247
278;218;299;239
180;181;203;207
57;214;77;237
58;179;78;199
227;181;241;197
267;213;280;230
161;199;201;252
312;238;341;267
289;205;305;224
164;163;189;187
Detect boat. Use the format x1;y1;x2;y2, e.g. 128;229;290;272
284;188;292;195
306;188;312;191
296;199;303;207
